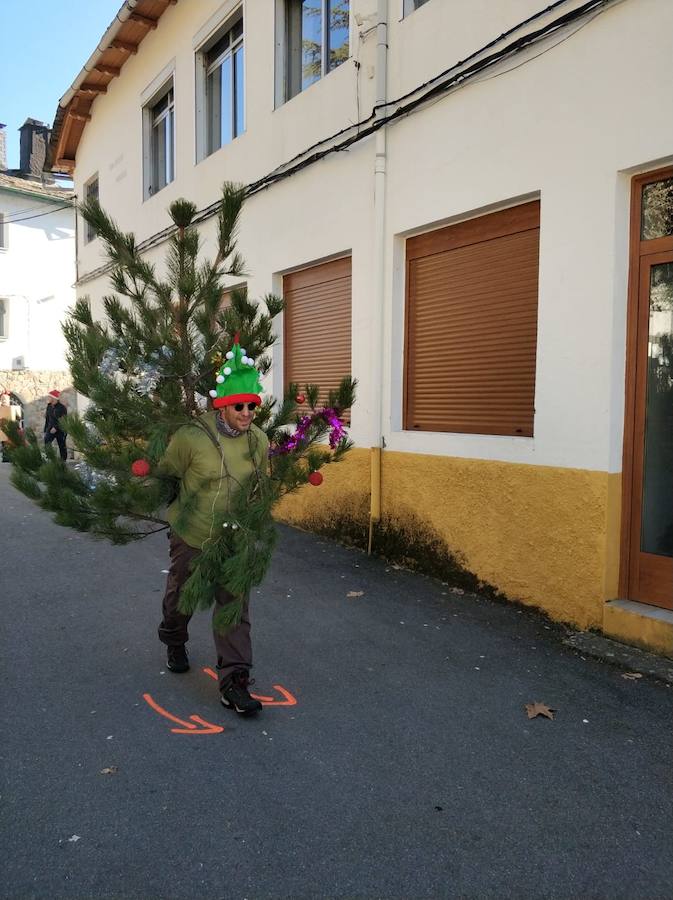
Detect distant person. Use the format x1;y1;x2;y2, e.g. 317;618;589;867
44;390;68;461
0;391;20;462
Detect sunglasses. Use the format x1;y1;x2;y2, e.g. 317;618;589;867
233;402;258;412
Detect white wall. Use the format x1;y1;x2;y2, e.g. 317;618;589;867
0;190;75;371
72;0;673;473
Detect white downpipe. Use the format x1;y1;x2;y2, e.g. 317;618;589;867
368;0;388;553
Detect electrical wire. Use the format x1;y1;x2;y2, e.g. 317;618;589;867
375;0;573;113
242;0;619;197
76;0;622;286
2;203;74;224
393;7;605;122
231;0;576;186
0;200;60;219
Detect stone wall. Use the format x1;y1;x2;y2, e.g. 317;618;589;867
0;370;75;435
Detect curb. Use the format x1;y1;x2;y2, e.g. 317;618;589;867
564;632;673;685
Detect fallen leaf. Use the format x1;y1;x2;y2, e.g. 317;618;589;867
346;590;364;598
100;767;118;775
622;672;643;680
525;702;556;720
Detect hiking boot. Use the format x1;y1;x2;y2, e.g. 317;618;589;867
220;670;262;716
166;644;189;673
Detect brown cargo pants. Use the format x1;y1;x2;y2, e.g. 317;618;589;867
157;531;252;689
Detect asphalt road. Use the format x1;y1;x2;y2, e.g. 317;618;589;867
1;464;672;900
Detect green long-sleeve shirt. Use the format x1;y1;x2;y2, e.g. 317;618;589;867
158;411;269;549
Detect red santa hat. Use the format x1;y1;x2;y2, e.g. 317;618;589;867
48;390;61;398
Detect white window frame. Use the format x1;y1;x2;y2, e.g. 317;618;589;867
83;174;99;244
275;0;351;107
0;212;7;250
403;0;432;16
142;67;176;201
0;297;9;340
195;7;245;163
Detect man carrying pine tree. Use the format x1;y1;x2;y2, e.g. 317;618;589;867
7;183;355;717
158;335;268;716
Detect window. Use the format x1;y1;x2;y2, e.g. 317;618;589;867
283;257;352;408
0;297;8;339
403;0;431;14
281;1;349;103
404;201;540;436
144;80;175;198
198;14;245;159
83;174;99;243
0;212;7;250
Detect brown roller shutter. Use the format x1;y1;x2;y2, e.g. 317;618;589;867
405;201;540;436
284;256;352;406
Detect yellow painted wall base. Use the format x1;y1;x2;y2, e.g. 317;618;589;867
276;449;626;633
603;601;673;657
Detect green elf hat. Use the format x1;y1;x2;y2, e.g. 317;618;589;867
209;333;263;408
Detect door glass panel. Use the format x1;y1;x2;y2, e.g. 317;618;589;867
641;178;673;240
640;261;673;556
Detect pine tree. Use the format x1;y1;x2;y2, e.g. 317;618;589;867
7;184;355;627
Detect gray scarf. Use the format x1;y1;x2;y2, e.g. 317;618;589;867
215;413;241;438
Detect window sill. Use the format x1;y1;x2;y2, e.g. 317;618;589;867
398;427;534;440
143;184;174;204
196;132;246;167
275;56;353;111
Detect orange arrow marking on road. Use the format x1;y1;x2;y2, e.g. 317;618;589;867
202;668;298;706
142;692;224;734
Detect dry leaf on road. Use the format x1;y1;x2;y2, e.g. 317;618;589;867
100;766;119;775
525;702;556;720
346;590;364;598
622;672;643;680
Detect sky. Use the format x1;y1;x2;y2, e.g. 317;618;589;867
0;0;121;169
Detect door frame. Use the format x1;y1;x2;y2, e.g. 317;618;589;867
619;165;673;606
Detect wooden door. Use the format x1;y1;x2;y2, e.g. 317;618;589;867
621;168;673;609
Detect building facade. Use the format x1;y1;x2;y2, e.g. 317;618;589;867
50;0;673;652
0;121;76;431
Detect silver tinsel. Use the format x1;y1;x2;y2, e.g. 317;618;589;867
98;348;121;378
98;346;167;396
133;363;161;396
84;420;101;440
74;462;117;491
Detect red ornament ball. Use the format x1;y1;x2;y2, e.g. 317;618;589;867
308;471;323;487
131;459;151;477
295;393;306;404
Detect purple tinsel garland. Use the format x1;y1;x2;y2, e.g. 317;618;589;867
270;408;345;456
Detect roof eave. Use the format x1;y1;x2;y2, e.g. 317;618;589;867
48;0;175;174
